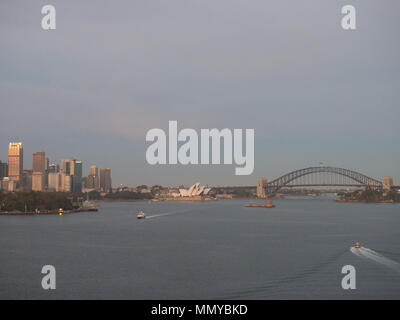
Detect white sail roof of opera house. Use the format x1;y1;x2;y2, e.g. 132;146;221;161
179;182;211;197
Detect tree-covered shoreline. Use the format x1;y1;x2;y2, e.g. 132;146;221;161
0;190;154;213
0;192;74;212
336;189;400;203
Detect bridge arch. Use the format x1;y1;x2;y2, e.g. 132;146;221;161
266;166;382;194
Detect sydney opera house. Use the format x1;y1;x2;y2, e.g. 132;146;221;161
176;182;212;197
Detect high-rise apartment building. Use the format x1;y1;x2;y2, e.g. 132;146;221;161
8;142;23;185
100;168;112;192
257;178;267;198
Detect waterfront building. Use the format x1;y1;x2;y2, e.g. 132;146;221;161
100;168;112;192
8;142;23;185
257;178;267;198
178;182;211;197
0;177;16;192
383;176;393;191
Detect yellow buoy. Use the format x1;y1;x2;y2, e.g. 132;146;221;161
59;208;63;216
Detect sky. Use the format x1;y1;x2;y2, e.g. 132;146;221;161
0;0;399;187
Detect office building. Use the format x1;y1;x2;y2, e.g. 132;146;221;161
72;161;82;192
32;172;45;191
8;142;23;185
90;165;98;176
0;177;16;192
33;152;46;173
0;160;8;179
48;172;57;191
100;168;112;192
48;163;59;173
32;152;46;191
22;169;32;192
86;165;100;190
60;158;83;192
55;172;72;192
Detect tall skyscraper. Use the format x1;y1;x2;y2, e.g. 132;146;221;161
60;158;82;192
100;168;112;192
90;165;98;176
257;178;267;198
87;165;99;190
8;142;23;185
32;152;46;191
61;158;75;175
0;160;8;179
72;161;82;193
33;152;46;173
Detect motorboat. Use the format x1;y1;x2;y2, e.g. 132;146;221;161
354;242;361;249
137;211;146;219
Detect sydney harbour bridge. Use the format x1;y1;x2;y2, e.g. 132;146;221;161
263;166;383;195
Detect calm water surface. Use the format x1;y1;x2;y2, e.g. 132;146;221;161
1;198;399;299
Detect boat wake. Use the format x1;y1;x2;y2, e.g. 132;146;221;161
350;246;400;272
215;249;348;299
146;209;191;219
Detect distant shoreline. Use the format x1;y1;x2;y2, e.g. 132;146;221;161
96;199;150;202
0;208;98;215
334;198;397;203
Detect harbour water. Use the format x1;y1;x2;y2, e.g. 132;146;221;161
0;198;399;299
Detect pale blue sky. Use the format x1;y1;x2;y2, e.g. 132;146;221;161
0;0;399;186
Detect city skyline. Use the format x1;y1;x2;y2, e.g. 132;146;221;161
0;140;398;189
0;141;114;192
0;1;399;186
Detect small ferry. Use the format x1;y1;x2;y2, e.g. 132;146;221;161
81;200;99;212
354;242;361;249
137;211;146;219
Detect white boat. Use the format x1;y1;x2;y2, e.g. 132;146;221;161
137;211;146;219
